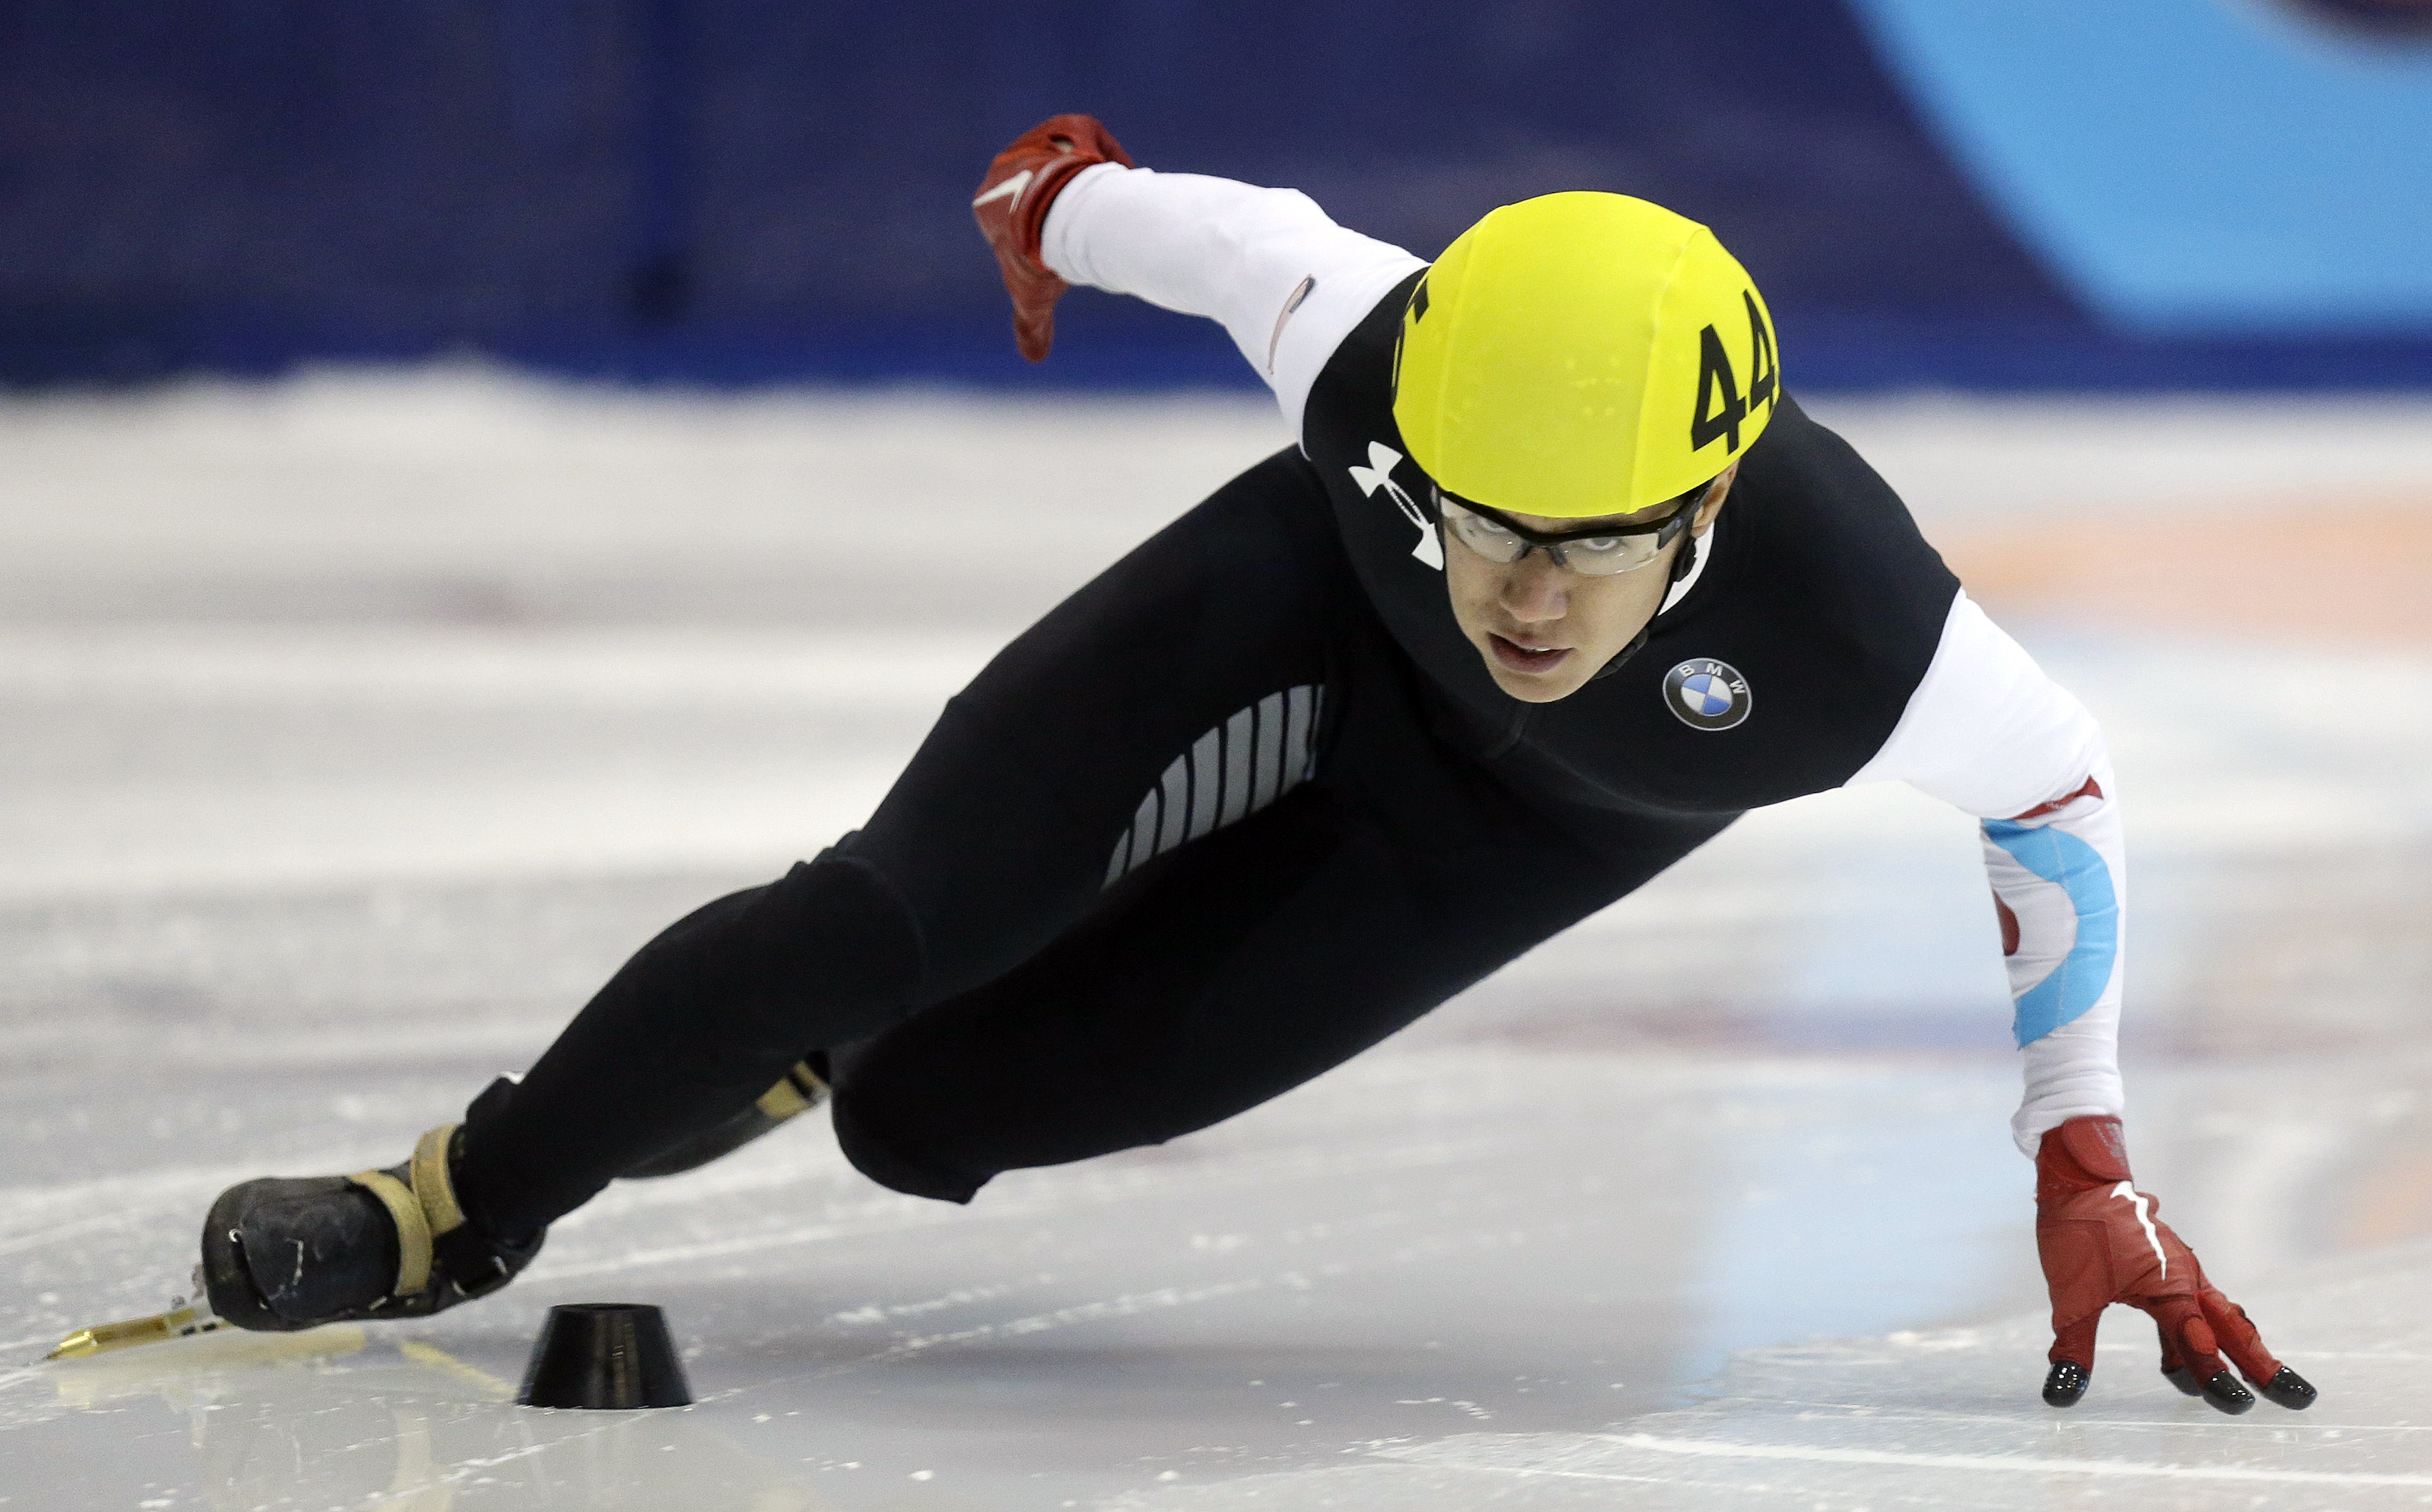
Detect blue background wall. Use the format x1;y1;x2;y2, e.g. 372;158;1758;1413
5;0;2429;389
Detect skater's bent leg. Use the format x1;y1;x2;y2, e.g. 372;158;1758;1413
454;848;923;1239
831;778;1733;1203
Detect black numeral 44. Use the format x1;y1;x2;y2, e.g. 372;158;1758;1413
1690;293;1779;455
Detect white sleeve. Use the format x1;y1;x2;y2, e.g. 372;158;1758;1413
1039;164;1427;443
1848;591;2126;1156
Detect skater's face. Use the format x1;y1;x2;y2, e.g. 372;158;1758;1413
1443;465;1735;703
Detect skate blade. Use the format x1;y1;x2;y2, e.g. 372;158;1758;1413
45;1306;226;1362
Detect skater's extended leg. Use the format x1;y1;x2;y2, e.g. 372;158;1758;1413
447;448;1353;1241
447;850;927;1236
203;448;1352;1329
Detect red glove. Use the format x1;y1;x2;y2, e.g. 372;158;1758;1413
2036;1116;2317;1413
970;114;1137;362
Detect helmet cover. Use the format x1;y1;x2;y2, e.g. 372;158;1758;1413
1392;192;1779;519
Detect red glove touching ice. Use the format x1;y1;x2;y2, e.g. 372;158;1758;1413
970;114;1136;362
2036;1116;2317;1413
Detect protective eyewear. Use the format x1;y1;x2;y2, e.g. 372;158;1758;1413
1433;480;1711;577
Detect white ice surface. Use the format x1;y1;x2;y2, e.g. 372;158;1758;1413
2;374;2429;1510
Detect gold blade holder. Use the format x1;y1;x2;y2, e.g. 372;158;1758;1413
45;1305;225;1362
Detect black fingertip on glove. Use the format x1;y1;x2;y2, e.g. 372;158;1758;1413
2259;1366;2318;1410
2042;1359;2090;1408
2199;1370;2257;1415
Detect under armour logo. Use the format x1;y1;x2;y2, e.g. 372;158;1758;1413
2113;1181;2168;1278
1348;442;1442;571
972;169;1033;211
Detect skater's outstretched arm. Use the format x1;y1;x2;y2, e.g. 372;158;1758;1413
973;114;1424;439
1848;593;2123;1155
1848;593;2314;1414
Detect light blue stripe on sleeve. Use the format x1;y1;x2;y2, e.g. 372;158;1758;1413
1983;819;2118;1047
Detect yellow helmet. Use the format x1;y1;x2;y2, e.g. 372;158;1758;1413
1391;192;1779;520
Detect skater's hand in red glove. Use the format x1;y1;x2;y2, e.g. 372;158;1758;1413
971;114;1136;362
2036;1116;2317;1414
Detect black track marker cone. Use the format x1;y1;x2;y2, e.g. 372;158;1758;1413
516;1303;691;1409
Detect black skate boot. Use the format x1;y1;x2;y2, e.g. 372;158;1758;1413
623;1056;829;1178
201;1120;542;1332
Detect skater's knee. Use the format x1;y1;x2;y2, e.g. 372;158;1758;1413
700;850;928;1047
829;1092;987;1205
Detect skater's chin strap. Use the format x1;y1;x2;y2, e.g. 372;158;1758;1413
349;1124;466;1300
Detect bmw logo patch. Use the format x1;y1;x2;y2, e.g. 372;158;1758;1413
1663;658;1751;731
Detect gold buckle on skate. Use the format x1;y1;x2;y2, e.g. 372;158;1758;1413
346;1124;466;1300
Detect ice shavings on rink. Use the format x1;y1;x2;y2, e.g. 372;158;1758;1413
1108;1236;2432;1508
1;375;2429;1510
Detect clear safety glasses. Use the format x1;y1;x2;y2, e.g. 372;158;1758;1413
1434;479;1712;577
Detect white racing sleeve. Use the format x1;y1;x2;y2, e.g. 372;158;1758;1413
1038;164;1427;443
1845;592;2126;1156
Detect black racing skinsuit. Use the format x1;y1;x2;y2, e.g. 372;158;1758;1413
453;275;1958;1239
